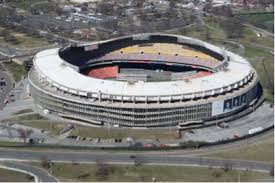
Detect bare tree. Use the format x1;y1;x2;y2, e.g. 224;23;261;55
40;156;50;169
222;160;233;172
17;128;33;143
270;166;274;177
134;156;146;167
95;160;112;181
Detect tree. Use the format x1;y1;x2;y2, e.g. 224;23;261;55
40;156;50;169
133;156;145;167
222;160;233;172
17;128;33;143
270;166;274;177
223;5;233;17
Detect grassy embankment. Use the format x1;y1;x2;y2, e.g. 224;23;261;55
38;163;273;182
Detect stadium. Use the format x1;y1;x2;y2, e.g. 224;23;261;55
28;33;261;128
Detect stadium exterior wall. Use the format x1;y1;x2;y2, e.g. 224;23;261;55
29;68;259;127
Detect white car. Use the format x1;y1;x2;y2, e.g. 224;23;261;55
82;20;88;24
65;19;72;22
74;18;80;21
55;16;61;20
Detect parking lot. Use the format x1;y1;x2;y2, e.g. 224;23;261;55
183;103;274;142
22;15;98;32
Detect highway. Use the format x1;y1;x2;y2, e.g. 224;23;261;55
0;148;272;173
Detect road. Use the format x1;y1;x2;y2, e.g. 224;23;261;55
0;161;58;182
0;148;272;173
243;23;274;38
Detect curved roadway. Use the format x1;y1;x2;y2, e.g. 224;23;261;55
0;161;58;182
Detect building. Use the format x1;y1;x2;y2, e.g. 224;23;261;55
28;33;260;128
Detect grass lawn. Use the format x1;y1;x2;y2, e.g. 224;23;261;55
0;167;33;182
244;44;273;60
251;61;274;102
0;140;26;146
43;163;273;182
202;16;221;29
70;125;180;140
243;44;274;102
240;27;274;48
6;119;180;140
175;26;226;41
202;134;274;162
202;15;273;48
2;61;27;82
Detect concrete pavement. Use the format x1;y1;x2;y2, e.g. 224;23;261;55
183;103;274;142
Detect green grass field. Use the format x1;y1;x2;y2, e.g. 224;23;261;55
46;163;272;182
0;168;33;182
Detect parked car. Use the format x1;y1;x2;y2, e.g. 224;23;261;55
218;122;229;128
